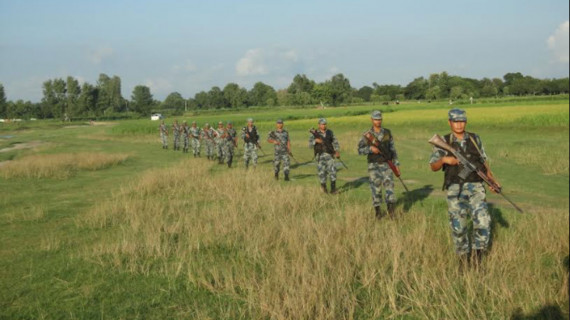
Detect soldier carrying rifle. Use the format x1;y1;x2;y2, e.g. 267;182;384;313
429;108;497;270
242;118;260;170
309;118;341;194
358;110;402;219
267;119;291;181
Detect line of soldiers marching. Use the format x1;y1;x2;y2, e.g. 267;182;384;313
159;109;516;271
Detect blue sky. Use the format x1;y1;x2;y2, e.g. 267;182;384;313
1;0;568;102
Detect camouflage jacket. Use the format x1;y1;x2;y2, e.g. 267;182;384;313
190;127;201;139
268;130;290;154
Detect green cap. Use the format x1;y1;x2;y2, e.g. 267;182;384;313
371;110;382;120
448;108;467;122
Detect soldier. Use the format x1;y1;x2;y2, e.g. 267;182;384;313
358;110;400;219
172;119;180;151
267;119;291;181
309;118;340;194
159;120;168;149
223;121;238;168
429;108;497;269
182;121;190;153
215;121;226;164
241;118;260;169
201;123;217;160
190;121;202;157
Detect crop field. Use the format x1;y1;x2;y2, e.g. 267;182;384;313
0;100;568;319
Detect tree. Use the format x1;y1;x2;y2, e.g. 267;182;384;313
0;83;7;118
355;86;373;102
78;82;98;116
287;74;315;106
449;86;464;100
223;83;248;108
66;76;81;119
162;92;185;111
131;85;153;115
249;82;277;106
503;72;524;86
50;78;67;120
194;91;209;109
425;85;442;100
327;73;352;106
404;77;428;100
207;86;225;109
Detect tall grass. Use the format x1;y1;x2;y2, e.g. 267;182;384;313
0;152;129;179
81;159;569;319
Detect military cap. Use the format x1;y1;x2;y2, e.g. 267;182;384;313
204;122;210;127
371;110;382;120
247;118;254;122
227;121;233;125
448;108;467;122
191;121;196;124
218;121;223;125
276;119;283;124
318;118;327;124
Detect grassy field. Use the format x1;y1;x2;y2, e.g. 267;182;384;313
0;100;568;319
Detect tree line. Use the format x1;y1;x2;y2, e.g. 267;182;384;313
0;71;568;120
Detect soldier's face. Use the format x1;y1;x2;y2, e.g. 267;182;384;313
247;121;253;127
276;123;284;130
227;124;233;129
319;123;327;131
449;120;466;134
372;118;382;127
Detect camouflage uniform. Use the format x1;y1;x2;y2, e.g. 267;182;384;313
159;123;168;149
242;121;260;169
215;124;226;164
190;124;201;157
358;121;400;209
172;122;181;151
430;108;491;256
309;119;340;187
224;125;237;167
268;127;290;178
182;124;190;153
201;125;216;160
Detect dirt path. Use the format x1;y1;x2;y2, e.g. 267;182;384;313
0;141;43;153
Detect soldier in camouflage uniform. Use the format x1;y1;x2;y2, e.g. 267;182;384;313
215;121;226;164
190;121;202;157
201;123;217;160
223;121;238;168
159;120;168;149
309;118;341;194
172;120;180;151
430;108;498;269
242;118;260;170
358;110;400;219
182;121;190;153
267;119;291;181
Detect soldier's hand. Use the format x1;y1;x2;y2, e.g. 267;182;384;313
335;152;340;159
442;156;459;166
314;138;323;144
370;146;381;154
246;134;250;138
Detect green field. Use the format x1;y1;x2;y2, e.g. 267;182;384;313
1;100;568;319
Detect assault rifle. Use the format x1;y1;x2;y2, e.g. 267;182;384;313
428;134;523;213
362;131;409;192
309;128;348;170
269;131;298;164
242;127;266;156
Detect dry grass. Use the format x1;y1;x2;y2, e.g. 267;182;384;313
498;146;569;175
0;152;129;179
79;159;569;319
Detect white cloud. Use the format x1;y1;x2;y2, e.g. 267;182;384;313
173;60;197;73
236;48;268;76
87;46;114;64
547;21;569;63
145;78;173;95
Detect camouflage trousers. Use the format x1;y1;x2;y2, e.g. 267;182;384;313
205;141;215;158
216;141;225;160
316;153;336;184
183;136;189;151
161;133;168;147
274;152;290;175
191;138;201;156
173;134;180;149
243;143;258;168
446;182;491;255
224;143;235;163
368;162;395;207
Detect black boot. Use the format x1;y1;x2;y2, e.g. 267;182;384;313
275;172;279;180
321;183;328;193
374;206;385;220
330;181;337;194
227;156;233;168
284;173;290;181
387;203;396;219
